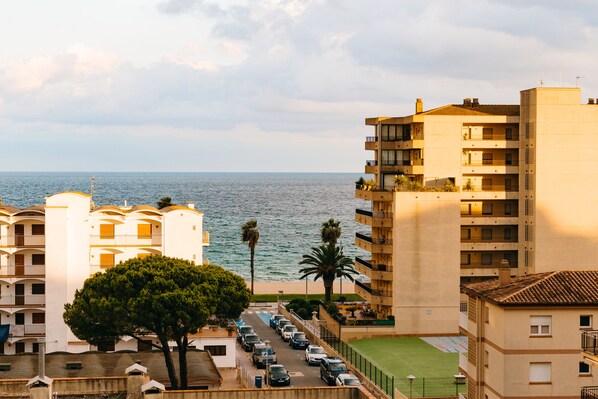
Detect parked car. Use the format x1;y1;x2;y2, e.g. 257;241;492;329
305;345;327;366
335;373;361;386
281;325;298;341
289;331;309;349
237;325;254;343
241;333;262;352
276;319;291;335
320;357;348;386
265;364;291;387
269;314;285;329
252;342;277;369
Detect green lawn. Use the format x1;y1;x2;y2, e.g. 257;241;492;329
251;293;362;303
349;337;466;397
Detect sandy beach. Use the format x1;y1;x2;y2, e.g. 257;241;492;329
248;280;355;295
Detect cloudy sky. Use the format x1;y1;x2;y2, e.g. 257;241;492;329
1;1;596;172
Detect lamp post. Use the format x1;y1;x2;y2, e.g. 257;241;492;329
305;278;308;301
278;290;283;304
406;375;416;399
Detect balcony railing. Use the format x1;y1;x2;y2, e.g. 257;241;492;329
581;386;598;399
90;235;163;246
461;237;518;243
365;160;423;167
355;233;391;245
0;294;45;306
0;265;45;276
355;279;372;294
355;257;391;272
356;209;393;218
462;160;520;166
355;280;393;298
0;235;45;247
462;185;519;192
582;331;598;355
366;136;376;142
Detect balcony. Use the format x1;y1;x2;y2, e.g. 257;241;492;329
0;265;45;277
203;231;210;245
461;184;519;200
582;331;598;365
461;160;519;175
0;294;45;307
460;240;518;251
355;233;392;254
355;189;394;202
354;257;393;281
364;160;424;175
0;235;45;248
365;137;424;151
354;280;393;306
355;209;393;228
459;352;468;375
582;387;598;399
90;234;163;247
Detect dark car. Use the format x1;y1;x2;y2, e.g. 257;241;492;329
252;342;277;369
289;331;309;349
266;364;291;387
320;357;348;385
241;333;262;352
276;319;291;336
269;314;285;329
237;325;254;343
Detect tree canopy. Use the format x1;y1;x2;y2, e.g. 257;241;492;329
63;256;250;389
320;218;341;247
156;196;174;209
299;244;357;302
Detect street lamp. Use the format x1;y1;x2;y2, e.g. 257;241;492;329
406;375;416;399
278;290;283;303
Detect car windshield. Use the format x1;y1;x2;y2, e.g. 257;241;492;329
258;348;275;355
240;326;253;334
310;347;325;354
330;363;347;372
273;315;283;320
245;335;260;342
293;333;306;339
284;326;297;332
270;367;287;376
344;378;360;386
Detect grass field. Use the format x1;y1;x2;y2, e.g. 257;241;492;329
349;337;466;397
251;293;362;303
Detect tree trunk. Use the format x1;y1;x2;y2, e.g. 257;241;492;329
323;278;334;303
250;246;255;295
176;335;189;389
157;334;179;389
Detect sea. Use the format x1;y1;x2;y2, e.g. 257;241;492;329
0;172;368;281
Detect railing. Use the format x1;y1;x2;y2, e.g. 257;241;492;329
0;235;45;247
582;386;598;399
582;331;598;355
356;209;373;217
355;257;372;269
461;262;519;269
0;265;45;276
462;211;519;217
356;233;391;245
366;160;376;166
463;133;519;141
90;235;163;246
367;160;423;167
355;280;372;294
356;209;393;219
461;237;518;243
366;136;377;142
462;185;519;192
0;294;45;306
462;160;520;166
24;324;45;334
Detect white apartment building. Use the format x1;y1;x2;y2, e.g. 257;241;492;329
0;191;209;354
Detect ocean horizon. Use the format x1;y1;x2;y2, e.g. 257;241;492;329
0;171;368;282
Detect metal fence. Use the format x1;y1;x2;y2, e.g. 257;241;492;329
582;386;598;399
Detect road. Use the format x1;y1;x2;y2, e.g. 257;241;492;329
240;306;328;388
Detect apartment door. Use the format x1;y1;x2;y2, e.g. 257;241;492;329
14;254;24;276
14;224;24;246
15;284;25;305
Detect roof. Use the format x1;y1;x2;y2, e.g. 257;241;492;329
462;270;598;306
424;104;520;116
0;350;221;388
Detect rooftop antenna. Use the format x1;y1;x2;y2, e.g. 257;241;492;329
90;177;95;209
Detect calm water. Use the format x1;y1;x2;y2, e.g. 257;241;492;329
0;172;367;281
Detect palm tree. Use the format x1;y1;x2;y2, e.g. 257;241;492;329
299;244;357;302
320;219;341;247
241;219;260;294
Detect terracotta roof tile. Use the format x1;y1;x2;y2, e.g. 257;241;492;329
462;271;598;306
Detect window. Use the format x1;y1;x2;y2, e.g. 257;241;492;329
137;224;152;239
15;342;25;354
505;153;513;165
506;127;513;140
100;253;115;269
32;343;39;353
481;228;492;240
99;224;115;239
530;316;551;336
32;254;45;265
461;229;471;240
484;306;489;324
32;313;45;324
15;313;25;325
482;203;493;215
481;253;493;265
204;345;227;356
482;178;492;191
529;362;551;383
580;361;591;375
483;128;494;140
31;224;45;235
580;315;593;329
505;178;512;191
504;203;512;215
32;284;45;295
461;254;471;265
461;203;472;215
504;228;512;240
98;341;115;352
482;153;493;165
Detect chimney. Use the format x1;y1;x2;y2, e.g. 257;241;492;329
498;259;511;286
187;203;195;209
588;98;595;104
415;98;423;114
463;98;472;107
472;98;479;107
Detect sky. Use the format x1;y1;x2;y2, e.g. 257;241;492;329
1;0;597;173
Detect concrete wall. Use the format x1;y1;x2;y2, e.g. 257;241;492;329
163;387;369;399
0;377;127;398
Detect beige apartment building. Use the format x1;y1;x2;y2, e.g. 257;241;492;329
0;192;209;354
355;87;598;335
460;269;598;399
